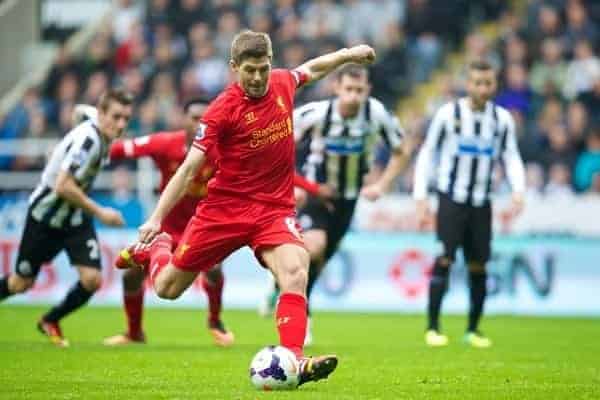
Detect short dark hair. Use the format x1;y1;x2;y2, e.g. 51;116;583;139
98;88;134;111
468;59;495;72
183;96;211;113
336;63;369;81
230;30;273;64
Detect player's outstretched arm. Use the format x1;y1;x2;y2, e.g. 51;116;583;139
55;171;124;226
502;113;526;217
361;145;412;202
139;146;205;243
296;45;376;84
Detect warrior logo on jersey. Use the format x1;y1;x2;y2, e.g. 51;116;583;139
245;112;258;125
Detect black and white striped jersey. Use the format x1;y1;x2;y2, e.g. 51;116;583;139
294;97;404;200
29;118;109;228
413;98;525;206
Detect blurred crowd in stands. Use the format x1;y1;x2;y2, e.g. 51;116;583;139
0;0;598;200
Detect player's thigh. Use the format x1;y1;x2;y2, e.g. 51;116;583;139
153;263;200;298
14;214;63;282
64;219;102;271
464;204;492;264
260;243;309;294
436;194;467;261
172;215;246;274
302;229;328;258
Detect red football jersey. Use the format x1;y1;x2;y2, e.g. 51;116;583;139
193;69;308;208
110;131;217;236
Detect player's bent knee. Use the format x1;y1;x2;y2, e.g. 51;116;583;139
81;272;102;292
123;268;145;291
154;285;181;300
204;265;223;284
153;277;182;300
9;275;34;293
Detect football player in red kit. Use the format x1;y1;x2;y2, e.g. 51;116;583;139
119;30;375;386
79;99;235;347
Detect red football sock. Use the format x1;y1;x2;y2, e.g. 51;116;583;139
201;273;224;326
276;292;307;359
149;238;173;285
123;288;144;339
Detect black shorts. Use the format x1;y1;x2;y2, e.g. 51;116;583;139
297;197;357;261
436;193;492;264
14;211;102;278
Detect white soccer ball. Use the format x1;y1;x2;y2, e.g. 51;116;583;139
249;345;300;390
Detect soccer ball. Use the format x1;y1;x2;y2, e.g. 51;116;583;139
249;345;300;390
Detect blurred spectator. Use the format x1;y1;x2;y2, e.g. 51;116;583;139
280;40;307;70
301;0;345;39
179;66;204;101
173;0;212;37
45;46;81;100
129;99;164;136
528;4;563;54
152;21;187;62
112;0;144;44
525;162;545;196
563;40;600;100
120;67;146;98
149;71;178;121
566;101;589;152
94;166;144;228
78;34;114;79
562;0;598;53
540;124;576;170
496;63;532;116
574;127;600;192
12;111;51;171
370;23;409;106
187;22;212;50
404;0;443;82
82;71;110;106
545;162;574;196
577;76;600;126
464;32;500;68
146;0;173;31
502;34;529;66
342;0;405;47
190;41;228;97
529;38;567;96
214;11;242;60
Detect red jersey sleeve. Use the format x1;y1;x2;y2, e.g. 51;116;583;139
272;69;309;97
293;173;320;196
110;134;166;161
290;69;309;88
193;96;229;153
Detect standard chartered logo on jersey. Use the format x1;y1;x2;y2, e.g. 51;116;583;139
249;118;292;148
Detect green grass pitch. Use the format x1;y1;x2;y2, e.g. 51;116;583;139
0;306;598;399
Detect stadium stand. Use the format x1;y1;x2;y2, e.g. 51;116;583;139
0;0;598;199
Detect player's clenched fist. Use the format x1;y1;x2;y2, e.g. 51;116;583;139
98;207;125;227
346;45;376;65
138;218;161;243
